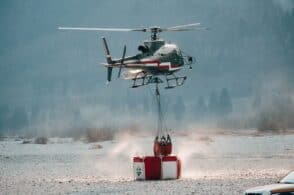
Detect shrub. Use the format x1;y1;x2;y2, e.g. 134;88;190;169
90;144;103;149
85;127;115;142
22;140;31;144
34;137;48;144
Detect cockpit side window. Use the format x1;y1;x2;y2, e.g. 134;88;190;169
176;48;182;56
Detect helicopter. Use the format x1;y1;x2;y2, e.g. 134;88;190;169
58;23;206;88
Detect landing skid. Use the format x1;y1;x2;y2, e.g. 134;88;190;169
131;73;186;89
165;74;187;89
132;74;152;88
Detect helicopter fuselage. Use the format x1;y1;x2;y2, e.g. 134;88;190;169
108;39;185;75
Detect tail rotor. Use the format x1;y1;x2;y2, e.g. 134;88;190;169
117;45;126;78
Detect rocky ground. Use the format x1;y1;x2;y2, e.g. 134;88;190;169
0;131;293;194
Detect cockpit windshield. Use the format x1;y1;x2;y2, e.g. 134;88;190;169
280;172;294;184
155;44;179;56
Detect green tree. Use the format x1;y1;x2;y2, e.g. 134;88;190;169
195;95;207;117
173;96;186;121
219;88;233;115
208;91;219;115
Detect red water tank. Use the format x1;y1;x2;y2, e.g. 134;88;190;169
162;143;172;156
153;141;172;156
153;141;161;156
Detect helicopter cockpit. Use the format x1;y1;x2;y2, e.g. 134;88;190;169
154;44;181;56
144;40;165;53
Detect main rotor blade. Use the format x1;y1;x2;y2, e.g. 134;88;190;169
58;23;205;33
165;27;209;31
58;27;145;32
166;23;201;29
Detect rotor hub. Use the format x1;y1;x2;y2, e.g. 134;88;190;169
150;27;162;41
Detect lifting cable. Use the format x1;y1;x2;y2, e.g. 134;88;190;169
154;81;170;142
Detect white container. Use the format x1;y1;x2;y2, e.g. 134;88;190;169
161;156;180;179
133;157;145;180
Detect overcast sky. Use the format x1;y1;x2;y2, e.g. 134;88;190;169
0;0;293;133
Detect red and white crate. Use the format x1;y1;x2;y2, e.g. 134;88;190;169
133;156;181;180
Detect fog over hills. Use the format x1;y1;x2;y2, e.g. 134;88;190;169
0;0;293;135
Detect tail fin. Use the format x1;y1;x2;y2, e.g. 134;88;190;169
102;37;113;82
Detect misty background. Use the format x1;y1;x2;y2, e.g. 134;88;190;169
0;0;293;137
